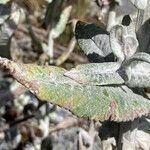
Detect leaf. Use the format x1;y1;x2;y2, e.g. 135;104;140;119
0;57;150;122
125;61;150;88
51;5;72;39
115;0;147;10
75;21;114;63
44;0;64;27
65;63;124;85
123;52;150;88
123;52;150;66
109;25;138;62
129;0;148;9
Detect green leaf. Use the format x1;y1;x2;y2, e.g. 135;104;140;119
0;57;150;122
65;63;124;85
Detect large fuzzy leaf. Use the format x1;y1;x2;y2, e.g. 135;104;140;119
125;61;150;88
0;57;150;122
65;63;124;85
75;21;114;63
123;52;150;88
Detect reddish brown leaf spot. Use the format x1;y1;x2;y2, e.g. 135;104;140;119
106;99;118;121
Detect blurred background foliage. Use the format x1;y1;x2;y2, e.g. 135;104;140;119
0;0;107;67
